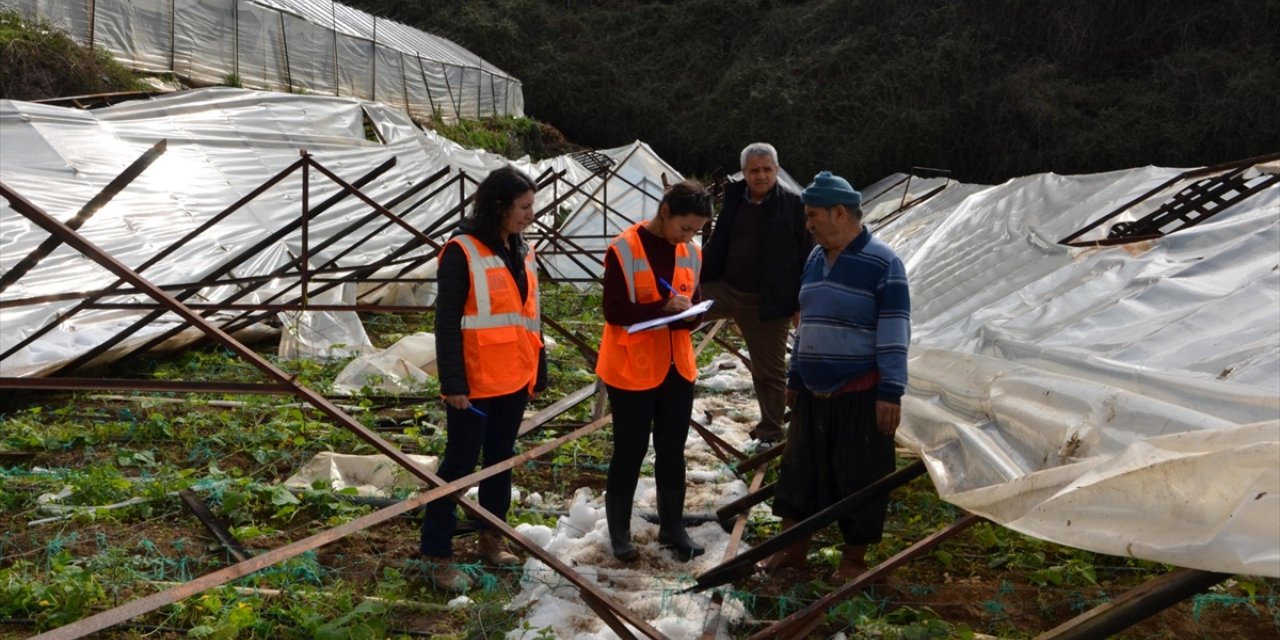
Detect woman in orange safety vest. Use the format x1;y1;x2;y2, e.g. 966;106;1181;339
597;180;714;562
420;166;547;591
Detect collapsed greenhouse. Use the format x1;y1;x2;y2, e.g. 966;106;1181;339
3;0;523;121
2;86;1276;638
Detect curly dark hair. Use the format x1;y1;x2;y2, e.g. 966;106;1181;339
465;165;537;238
661;180;713;218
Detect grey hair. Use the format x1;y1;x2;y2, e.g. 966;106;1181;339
739;142;779;170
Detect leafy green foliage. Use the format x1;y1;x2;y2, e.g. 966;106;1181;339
345;0;1280;186
431;116;580;161
2;315;1277;639
0;8;143;100
0;552;106;630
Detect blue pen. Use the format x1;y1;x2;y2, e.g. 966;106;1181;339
466;404;487;418
657;277;678;297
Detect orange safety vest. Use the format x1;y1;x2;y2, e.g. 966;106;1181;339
450;234;542;398
595;222;702;391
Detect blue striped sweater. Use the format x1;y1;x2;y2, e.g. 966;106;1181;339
787;227;911;403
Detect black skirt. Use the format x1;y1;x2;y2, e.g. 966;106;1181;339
772;386;897;545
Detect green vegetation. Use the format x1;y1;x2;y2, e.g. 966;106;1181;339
346;0;1279;186
0;8;143;100
430;115;581;161
2;286;1277;638
2;2;1278;637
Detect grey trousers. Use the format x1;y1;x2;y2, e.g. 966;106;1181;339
700;279;791;436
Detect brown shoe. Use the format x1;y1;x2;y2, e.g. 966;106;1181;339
420;556;471;592
749;423;786;443
755;518;809;571
756;540;808;570
478;530;520;566
827;544;870;583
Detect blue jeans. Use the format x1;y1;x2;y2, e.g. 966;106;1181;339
418;388;527;557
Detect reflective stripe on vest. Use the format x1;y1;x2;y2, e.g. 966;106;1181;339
595;223;702;391
450;234;541;398
453;235;541;334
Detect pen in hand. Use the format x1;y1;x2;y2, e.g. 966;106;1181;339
445;394;487;417
656;276;693;314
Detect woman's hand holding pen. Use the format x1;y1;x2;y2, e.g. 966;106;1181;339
445;394;488;418
662;294;692;313
658;277;692;313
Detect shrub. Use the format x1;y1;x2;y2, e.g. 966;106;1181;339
0;9;142;100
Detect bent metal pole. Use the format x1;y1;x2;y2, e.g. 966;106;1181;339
2;182;668;640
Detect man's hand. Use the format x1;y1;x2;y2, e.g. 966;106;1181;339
785;388;798;410
444;394;471;410
875;400;900;435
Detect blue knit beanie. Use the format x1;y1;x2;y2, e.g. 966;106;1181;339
801;171;862;208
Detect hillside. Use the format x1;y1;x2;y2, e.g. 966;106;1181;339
345;0;1280;186
0;9;141;100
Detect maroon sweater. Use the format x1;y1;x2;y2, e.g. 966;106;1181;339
603;225;702;330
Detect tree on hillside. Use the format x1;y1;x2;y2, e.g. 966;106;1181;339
347;0;1280;185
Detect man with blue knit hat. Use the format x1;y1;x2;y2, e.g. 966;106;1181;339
756;171;911;583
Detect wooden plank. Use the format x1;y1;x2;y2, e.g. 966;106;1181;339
519;382;597;436
754;513;984;640
1034;568;1232;640
694;461;926;592
715;483;776;529
699;467;767;639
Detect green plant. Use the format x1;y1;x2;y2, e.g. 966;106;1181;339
67;464;133;505
1029;557;1099;588
0;552;106;629
186;592;261;639
314;599;388;639
0;8;144;100
428;115;575;161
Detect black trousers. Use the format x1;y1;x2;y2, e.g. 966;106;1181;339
419;387;527;557
605;366;695;518
772;386;896;545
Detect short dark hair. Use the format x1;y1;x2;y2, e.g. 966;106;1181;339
466;165;537;237
661;180;713;218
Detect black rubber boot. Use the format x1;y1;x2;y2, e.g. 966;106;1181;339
656;488;704;561
605;491;638;561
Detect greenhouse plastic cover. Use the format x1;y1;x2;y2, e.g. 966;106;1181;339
865;165;1280;578
0;88;679;375
7;0;523;121
1;88;1277;579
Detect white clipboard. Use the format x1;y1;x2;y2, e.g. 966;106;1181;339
626;299;714;334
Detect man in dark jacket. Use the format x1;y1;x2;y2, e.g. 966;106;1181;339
700;143;812;442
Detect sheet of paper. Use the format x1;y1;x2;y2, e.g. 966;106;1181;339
626;299;715;334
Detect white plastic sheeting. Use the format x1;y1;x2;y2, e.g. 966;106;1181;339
4;88;1275;580
872;163;1280;578
539;144;683;286
282;451;438;498
329;332;437;395
5;0;522;121
0;88;680;376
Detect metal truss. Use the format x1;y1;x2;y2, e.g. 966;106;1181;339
2;144;1249;639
